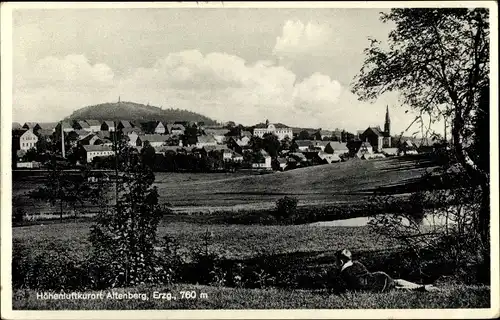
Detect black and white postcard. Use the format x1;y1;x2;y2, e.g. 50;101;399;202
1;1;498;319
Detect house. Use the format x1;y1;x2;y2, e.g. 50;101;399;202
87;120;102;132
360;126;386;152
167;123;186;136
399;140;419;155
276;157;288;171
117;120;133;131
56;121;74;133
83;145;115;163
318;151;341;164
202;145;233;161
324;142;349;155
253;121;292;140
294;140;313;151
226;137;243;154
80;134;103;146
12;122;22;130
22;122;41;132
37;122;58;132
127;132;143;147
204;128;230;144
74;130;91;140
289;152;308;165
154;121;166;134
232;152;244;162
17;129;38;151
74;120;91;132
36;129;54;143
141;134;169;147
196;134;217;148
17;161;41;169
310;140;330;151
101;121;116;132
382;148;399;156
101;138;113;147
138;121;158;134
122;127;143;135
356;141;374;159
95;130;111;140
252;149;272;170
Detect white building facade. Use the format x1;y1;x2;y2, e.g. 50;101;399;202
83;146;116;163
19;129;38;151
253;124;292;141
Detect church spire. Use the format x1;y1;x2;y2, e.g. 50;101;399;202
384;105;391;135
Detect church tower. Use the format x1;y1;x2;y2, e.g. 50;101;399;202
384;105;391;136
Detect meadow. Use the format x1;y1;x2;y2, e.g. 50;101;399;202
13;155;437;216
12;155;490;309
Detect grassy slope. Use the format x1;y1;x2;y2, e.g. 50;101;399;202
13;284;490;309
13;156;434;214
153;156;435;207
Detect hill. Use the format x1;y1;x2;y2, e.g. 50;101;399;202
64;101;217;125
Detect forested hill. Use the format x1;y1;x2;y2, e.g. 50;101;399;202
65;101;218;125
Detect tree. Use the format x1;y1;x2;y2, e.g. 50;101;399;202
29;155;100;222
23;147;38;162
249;136;264;152
165;135;180;146
280;136;292;152
140;140;156;170
182;125;198;147
35;136;50;154
89;135;165;288
297;130;311;140
352;8;490;267
262;133;280;158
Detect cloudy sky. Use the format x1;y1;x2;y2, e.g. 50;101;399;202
11;5;445;135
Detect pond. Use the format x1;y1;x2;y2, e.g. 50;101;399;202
309;212;457;227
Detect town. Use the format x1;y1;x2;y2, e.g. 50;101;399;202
12;103;429;172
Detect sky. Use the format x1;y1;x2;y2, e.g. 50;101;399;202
11;5;446;135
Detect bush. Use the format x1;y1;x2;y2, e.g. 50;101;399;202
12;239;92;290
12;208;26;224
274;196;298;222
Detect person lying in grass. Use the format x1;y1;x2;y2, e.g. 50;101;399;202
335;249;440;293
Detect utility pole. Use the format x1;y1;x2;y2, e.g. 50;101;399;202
60;121;66;158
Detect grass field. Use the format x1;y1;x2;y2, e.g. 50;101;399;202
13;156;437;215
13;284;490;309
14;155;485;310
13;221;397;260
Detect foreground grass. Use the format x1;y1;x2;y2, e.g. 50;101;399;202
13;222;396;260
13;284;490;309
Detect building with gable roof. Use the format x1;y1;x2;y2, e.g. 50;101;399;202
253;120;292;140
360;106;392;152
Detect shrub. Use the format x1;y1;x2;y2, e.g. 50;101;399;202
12;239;91;290
12;208;26;224
274;196;298;222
